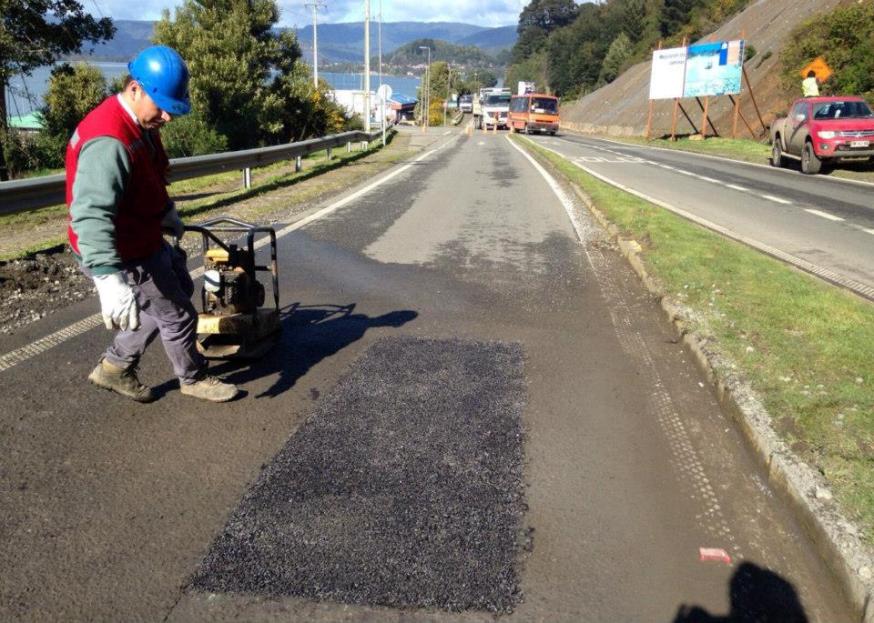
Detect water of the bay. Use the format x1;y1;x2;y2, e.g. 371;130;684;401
5;64;420;117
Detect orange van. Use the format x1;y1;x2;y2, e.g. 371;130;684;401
508;93;559;135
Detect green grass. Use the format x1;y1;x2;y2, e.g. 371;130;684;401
0;134;398;260
604;134;874;183
515;134;874;541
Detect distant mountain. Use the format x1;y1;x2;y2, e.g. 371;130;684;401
454;25;517;55
383;38;499;70
62;20;517;66
68;20;155;61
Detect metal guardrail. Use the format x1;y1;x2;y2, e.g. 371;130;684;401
0;129;385;216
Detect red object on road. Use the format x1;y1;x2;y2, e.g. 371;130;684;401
699;547;732;564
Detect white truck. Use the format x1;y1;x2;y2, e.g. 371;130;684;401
474;87;511;130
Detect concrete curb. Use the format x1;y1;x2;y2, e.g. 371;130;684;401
526;144;874;622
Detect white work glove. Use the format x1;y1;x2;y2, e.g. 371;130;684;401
161;204;185;239
93;272;139;331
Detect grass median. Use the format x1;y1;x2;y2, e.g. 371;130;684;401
514;134;874;542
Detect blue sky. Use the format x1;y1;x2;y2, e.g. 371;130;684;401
88;0;529;28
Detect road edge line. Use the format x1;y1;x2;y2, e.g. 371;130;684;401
570;131;874;190
513;133;874;623
0;136;456;375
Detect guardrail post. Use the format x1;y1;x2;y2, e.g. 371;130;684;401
361;141;368;151
346;142;352;153
295;156;302;173
243;167;252;189
326;147;332;161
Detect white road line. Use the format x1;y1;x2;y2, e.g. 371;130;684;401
580;135;874;190
0;138;457;375
697;176;719;184
726;184;750;192
518;135;874;300
506;136;587;241
512;134;741;557
805;209;844;222
761;194;792;205
863;228;874;236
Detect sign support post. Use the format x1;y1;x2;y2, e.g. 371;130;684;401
669;37;687;141
742;66;766;136
732;31;746;138
646;41;662;140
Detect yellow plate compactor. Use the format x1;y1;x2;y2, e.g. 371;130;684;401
183;218;280;359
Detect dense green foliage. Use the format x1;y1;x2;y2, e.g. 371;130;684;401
508;0;751;98
780;2;874;101
0;0;114;179
384;38;499;70
153;0;346;150
39;63;108;167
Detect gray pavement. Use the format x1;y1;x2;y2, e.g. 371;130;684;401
0;126;854;621
529;133;874;297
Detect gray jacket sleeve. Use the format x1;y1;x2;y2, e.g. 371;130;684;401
69;137;131;275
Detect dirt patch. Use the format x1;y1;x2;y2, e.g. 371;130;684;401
0;132;414;337
0;248;93;334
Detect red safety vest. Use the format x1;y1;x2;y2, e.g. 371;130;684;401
66;96;169;262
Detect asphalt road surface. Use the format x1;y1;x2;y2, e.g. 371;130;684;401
0;126;855;622
527;133;874;300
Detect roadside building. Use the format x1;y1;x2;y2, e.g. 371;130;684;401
388;94;417;124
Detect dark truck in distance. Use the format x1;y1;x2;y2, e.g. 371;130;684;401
770;96;874;174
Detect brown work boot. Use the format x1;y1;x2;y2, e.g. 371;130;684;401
179;374;239;403
88;359;156;403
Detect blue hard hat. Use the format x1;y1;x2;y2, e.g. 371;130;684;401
128;45;191;116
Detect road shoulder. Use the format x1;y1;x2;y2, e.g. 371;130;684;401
512;133;874;623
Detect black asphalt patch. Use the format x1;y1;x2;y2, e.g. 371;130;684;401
191;336;527;613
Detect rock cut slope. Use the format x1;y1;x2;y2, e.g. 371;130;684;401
561;0;847;138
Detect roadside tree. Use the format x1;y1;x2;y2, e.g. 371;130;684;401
38;62;107;167
0;0;114;179
153;0;305;149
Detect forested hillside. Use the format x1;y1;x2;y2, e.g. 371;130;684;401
383;39;499;72
507;0;751;97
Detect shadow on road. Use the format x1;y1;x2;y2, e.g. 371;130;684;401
210;303;418;398
672;562;809;622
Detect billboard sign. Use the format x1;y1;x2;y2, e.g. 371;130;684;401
649;47;688;100
682;40;744;98
649;40;745;100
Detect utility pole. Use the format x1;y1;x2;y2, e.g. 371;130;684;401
304;0;326;88
364;0;371;132
419;45;430;131
379;0;385;145
444;64;450;126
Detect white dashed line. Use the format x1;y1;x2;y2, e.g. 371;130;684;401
761;194;792;205
726;184;750;192
862;228;874;236
805;209;844;222
697;176;719;184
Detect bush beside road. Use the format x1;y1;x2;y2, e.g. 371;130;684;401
513;134;874;547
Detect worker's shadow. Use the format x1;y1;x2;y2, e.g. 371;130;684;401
672;562;809;622
211;303;417;398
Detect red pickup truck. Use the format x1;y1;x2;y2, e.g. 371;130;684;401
769;96;874;174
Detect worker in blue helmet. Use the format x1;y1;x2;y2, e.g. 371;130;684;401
65;45;240;403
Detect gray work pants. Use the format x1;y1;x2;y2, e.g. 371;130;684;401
84;242;205;383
